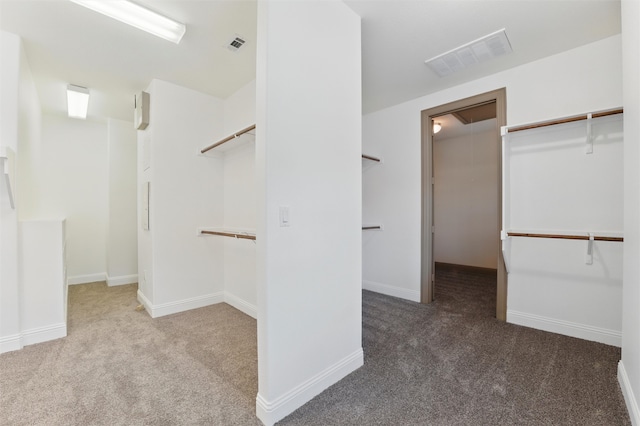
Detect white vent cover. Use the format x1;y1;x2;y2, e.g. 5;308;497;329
425;29;512;77
226;34;246;52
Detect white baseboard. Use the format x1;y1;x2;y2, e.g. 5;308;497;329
619;361;640;426
362;280;420;302
67;272;106;285
107;274;138;287
22;323;66;346
0;333;23;354
224;292;257;319
507;310;621;347
137;289;224;318
256;348;364;426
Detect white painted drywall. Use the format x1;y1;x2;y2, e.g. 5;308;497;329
433;122;498;268
222;81;257;316
255;2;362;424
362;35;623;338
107;118;138;285
22;114;108;284
19;219;66;345
137;79;225;315
0;31;23;352
620;0;640;422
505;116;624;346
224;80;256;135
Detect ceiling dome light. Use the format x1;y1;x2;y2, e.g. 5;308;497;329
433;122;442;134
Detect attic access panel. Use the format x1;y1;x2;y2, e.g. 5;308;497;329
452;101;496;125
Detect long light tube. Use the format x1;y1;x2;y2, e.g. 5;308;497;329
67;84;90;119
70;0;186;44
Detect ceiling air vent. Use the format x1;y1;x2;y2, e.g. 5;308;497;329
227;34;246;52
425;29;512;78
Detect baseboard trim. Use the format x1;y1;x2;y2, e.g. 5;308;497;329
22;323;66;346
507;309;621;347
67;273;106;285
256;348;364;426
137;290;224;318
362;280;420;302
619;361;640;426
107;274;138;287
0;333;23;354
224;292;257;319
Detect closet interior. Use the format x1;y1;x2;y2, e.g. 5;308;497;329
502;107;624;346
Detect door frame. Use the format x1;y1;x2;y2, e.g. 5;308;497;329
420;88;507;320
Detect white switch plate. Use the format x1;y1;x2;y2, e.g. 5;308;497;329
279;206;290;227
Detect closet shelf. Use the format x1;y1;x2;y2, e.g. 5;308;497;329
201;124;256;154
200;230;256;240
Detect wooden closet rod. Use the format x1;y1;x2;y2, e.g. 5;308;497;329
507;108;623;133
362;226;382;230
507;232;623;242
361;154;381;162
201;124;256;154
201;230;256;240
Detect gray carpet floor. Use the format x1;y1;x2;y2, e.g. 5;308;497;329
0;265;631;425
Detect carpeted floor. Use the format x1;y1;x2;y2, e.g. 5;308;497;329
0;266;631;425
0;282;262;426
279;264;630;425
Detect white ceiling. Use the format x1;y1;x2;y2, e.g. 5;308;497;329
0;0;621;122
0;0;258;122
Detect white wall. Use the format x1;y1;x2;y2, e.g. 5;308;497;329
1;31;43;352
137;79;225;317
107;118;138;285
433;123;498;268
505;115;623;346
255;2;362;424
362;35;622;332
222;80;257;317
22;114;108;284
620;0;640;423
0;31;24;352
19;219;66;346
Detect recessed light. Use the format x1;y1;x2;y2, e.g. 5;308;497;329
70;0;186;44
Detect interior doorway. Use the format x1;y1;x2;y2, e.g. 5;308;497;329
420;89;507;320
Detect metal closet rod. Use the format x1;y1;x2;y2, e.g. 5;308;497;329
507;232;623;242
362;154;381;162
201;230;256;240
506;108;623;133
201;124;256;154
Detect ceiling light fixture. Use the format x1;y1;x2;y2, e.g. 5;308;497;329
69;0;186;44
433;122;442;134
425;29;513;78
67;84;90;119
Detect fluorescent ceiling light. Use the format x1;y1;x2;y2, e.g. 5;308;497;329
425;29;513;78
67;84;90;119
70;0;186;44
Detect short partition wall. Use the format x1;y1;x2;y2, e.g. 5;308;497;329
501;108;624;346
